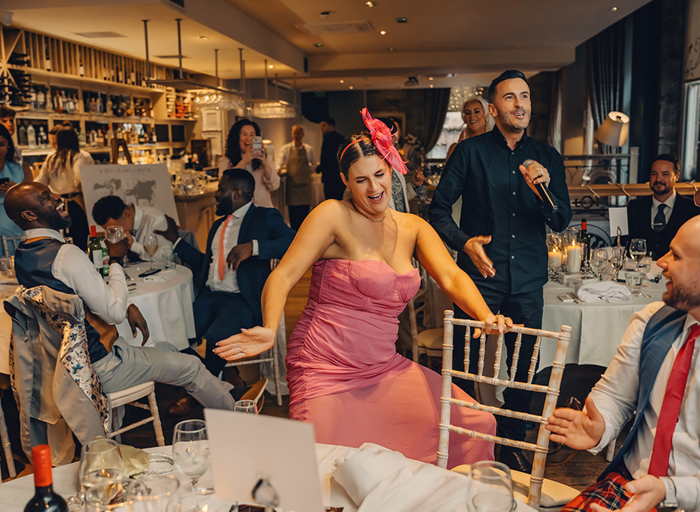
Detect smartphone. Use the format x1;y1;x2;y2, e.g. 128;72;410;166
252;136;263;150
0;178;9;185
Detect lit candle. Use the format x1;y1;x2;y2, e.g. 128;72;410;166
566;243;582;274
548;249;561;270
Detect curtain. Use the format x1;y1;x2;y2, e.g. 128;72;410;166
548;70;563;153
586;21;626;155
420;88;451;153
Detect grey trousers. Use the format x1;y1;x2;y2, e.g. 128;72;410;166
93;339;235;411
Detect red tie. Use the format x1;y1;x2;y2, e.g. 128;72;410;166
647;323;700;477
217;215;232;281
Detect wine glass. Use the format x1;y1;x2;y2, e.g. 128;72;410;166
173;419;211;492
468;461;515;512
609;246;625;281
143;233;158;270
629;239;647;269
78;439;125;506
234;399;258;414
589;248;608;281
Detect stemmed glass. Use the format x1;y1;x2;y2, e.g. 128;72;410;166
143;233;158;271
630;239;647;269
173;419;211;492
609;246;625;281
234;399;258;414
589;248;608;281
468;461;516;512
78;438;125;506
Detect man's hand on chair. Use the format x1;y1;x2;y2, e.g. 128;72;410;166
154;215;180;243
545;397;606;450
590;476;666;512
127;304;150;345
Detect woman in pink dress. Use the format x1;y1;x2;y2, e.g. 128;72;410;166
216;109;511;468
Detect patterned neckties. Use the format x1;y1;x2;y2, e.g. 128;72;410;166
647;323;700;477
653;204;667;233
217;215;232;281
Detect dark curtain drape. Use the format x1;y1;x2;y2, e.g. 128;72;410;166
586;21;626;155
420;88;451;153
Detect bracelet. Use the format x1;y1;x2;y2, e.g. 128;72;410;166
109;256;124;266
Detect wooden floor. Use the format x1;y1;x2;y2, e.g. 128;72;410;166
1;267;620;491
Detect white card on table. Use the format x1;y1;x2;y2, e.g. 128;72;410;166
609;207;629;237
204;408;325;512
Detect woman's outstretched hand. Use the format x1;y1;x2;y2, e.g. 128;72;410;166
213;326;275;362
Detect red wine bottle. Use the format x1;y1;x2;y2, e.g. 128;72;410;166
24;445;69;512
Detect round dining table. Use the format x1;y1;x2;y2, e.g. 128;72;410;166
0;444;540;512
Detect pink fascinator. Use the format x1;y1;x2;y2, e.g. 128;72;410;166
360;108;409;175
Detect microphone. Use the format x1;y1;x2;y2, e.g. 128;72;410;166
522;159;557;212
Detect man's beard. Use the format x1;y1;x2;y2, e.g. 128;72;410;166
663;281;700;312
215;195;233;216
47;210;72;231
652;182;671;195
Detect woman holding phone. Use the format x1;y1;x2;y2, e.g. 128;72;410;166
219;119;280;208
0;124;30;255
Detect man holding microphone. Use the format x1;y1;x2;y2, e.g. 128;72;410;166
429;69;572;473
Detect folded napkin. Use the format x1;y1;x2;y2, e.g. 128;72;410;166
90;436;150;477
577;281;631;303
332;443;469;512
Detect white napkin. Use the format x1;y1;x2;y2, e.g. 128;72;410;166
332;443;469;512
577;281;631;303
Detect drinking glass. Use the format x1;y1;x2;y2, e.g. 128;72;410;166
589;248;608;281
79;439;125;506
234;399;258;414
609;246;626;281
630;239;647;269
161;247;175;270
127;475;180;512
173;419;211;492
468;461;515;512
625;270;648;297
143;233;158;270
105;225;125;244
85;479;148;512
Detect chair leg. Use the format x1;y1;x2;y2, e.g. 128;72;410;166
272;333;282;407
147;391;165;447
0;405;15;478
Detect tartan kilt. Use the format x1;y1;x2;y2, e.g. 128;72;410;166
559;466;635;512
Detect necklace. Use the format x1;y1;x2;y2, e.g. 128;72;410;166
352;201;386;223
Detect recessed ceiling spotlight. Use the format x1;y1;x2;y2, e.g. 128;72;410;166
610;6;618;11
340;79;345;83
349;86;354;89
315;42;323;47
396;17;407;23
268;64;274;68
365;1;375;7
429;84;434;88
198;35;208;40
428;77;434;81
380;30;387;35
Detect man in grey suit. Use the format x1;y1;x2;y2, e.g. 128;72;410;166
546;216;700;512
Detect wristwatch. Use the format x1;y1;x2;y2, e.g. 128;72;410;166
656;477;678;512
109;256;124;266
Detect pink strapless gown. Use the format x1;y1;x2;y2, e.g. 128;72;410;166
286;259;495;468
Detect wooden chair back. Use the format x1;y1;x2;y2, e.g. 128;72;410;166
1;235;23;257
437;311;571;508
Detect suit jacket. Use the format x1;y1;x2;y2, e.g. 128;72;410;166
317;130;345;187
173;204;295;324
601;304;688;478
626;194;700;259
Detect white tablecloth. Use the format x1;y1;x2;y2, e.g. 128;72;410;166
0;444;539;512
426;275;665;370
117;262;196;350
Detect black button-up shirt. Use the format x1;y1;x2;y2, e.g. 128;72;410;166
429;127;572;295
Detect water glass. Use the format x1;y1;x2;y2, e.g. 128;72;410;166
630;239;647;268
85;479;148;512
173;419;211;492
180;489;234;512
625;271;645;297
589;248;608;280
79;439;125;506
234;399;258;414
161;247;175;270
127;475;180;512
105;225;126;243
468;461;515;512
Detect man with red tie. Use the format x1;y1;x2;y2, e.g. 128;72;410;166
156;168;295;415
546;216;700;512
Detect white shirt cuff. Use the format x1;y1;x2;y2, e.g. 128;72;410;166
172;238;183;249
131;241;144;256
252;240;259;256
672;476;700;512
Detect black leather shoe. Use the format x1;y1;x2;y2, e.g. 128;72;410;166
168;395;197;417
499;447;533;474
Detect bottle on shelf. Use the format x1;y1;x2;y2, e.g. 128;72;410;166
27;124;37;149
18;122;28;146
97;95;104;114
36;87;46;110
37;126;48;148
45;45;52;72
29;85;36;110
60;90;68;112
579;219;591;265
78;130;86;147
73;94;81;113
24;445;68;512
79;60;84;77
89;97;96;114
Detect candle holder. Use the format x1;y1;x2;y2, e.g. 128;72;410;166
564;241;583;274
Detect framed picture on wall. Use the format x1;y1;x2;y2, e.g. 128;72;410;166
202;109;223;132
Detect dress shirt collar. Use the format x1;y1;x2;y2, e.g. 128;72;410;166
133;205;143;234
23;228;64;242
228;201;252;220
490;125;529;151
652;190;676;211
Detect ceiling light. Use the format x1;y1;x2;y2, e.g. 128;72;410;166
429;77;434;81
268;64;274;68
349;86;354;89
388;47;394;52
198;35;208;40
340;79;345;83
430;85;434;88
397;17;407;23
365;1;375;6
315;42;323;47
380;30;387;35
610;6;618;11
